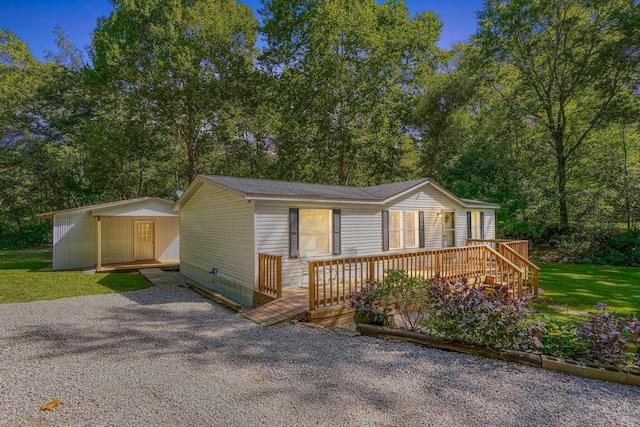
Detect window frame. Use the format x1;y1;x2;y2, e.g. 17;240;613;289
386;210;420;250
289;208;342;258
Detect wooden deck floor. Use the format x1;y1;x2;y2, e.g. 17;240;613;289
97;260;180;272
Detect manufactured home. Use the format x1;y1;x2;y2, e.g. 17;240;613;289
174;176;522;308
40;197;180;271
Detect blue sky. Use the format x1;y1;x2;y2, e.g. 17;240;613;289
0;0;484;61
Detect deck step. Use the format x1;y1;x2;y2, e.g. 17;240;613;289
242;295;308;326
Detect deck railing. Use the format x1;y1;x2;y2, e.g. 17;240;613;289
258;253;282;298
307;245;525;310
466;239;529;259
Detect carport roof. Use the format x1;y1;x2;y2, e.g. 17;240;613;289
39;197;178;220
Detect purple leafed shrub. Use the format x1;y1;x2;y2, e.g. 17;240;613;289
348;279;390;326
421;278;543;351
576;303;640;368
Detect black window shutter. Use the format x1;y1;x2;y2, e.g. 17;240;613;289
480;212;485;239
289;208;299;258
419;211;425;248
382;210;389;251
467;211;472;239
332;209;341;255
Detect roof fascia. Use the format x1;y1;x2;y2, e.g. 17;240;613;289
382;180;499;209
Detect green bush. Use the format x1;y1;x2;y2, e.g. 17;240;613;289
348;270;432;330
558;230;640;267
0;222;50;250
539;321;587;360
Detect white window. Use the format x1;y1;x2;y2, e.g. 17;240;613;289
389;211;404;249
405;211;419;248
389;210;419;250
299;209;332;255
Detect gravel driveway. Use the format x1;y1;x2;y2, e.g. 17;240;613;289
1;285;638;427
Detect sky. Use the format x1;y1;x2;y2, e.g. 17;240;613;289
0;0;485;62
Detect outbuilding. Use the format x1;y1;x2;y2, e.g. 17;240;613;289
40;197;180;271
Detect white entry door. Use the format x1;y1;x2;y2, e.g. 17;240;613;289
134;221;155;261
443;212;456;248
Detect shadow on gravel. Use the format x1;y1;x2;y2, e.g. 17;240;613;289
4;285;639;425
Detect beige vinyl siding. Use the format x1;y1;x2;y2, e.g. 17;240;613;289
155;217;181;261
100;217;180;264
255;186;485;287
256;201;385;287
386;187;461;249
257;189;499;288
52;210;96;270
484;210;496;239
455;211;468;247
180;184;255;305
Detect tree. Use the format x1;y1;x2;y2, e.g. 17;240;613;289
476;0;640;230
91;0;259;183
0;28;90;245
261;0;442;185
412;46;477;179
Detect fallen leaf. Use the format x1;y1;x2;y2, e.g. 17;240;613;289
40;400;60;411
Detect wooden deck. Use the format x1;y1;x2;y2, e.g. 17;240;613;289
96;260;179;272
251;240;538;327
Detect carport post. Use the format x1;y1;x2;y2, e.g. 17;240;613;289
96;216;102;271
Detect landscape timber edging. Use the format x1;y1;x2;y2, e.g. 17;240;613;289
355;323;640;387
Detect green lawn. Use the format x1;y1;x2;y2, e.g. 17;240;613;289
0;249;151;304
534;263;640;321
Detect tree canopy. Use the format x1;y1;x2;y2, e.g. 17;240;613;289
1;0;639;250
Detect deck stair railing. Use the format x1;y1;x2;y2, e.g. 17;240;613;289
466;239;538;297
307;245;525;310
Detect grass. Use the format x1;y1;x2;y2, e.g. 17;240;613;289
0;249;151;304
534;263;640;323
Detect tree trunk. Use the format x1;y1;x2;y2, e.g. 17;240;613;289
557;153;569;231
621;125;631;231
186;111;196;183
338;146;348;185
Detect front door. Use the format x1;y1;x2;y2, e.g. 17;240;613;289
134;221;155;261
443;212;456;248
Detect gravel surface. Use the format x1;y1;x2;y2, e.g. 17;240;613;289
1;284;639;427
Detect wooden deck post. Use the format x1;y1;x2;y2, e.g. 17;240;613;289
276;256;282;298
308;261;316;311
258;255;265;293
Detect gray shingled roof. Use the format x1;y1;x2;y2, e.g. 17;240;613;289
201;176;431;201
177;175;500;209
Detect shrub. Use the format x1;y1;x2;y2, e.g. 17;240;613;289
348;270;432;329
576;303;640;368
539;321;587;360
348;279;391;326
558;230;640;267
381;269;432;331
421;279;543;351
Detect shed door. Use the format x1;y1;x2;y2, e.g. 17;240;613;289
134;221;155;261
